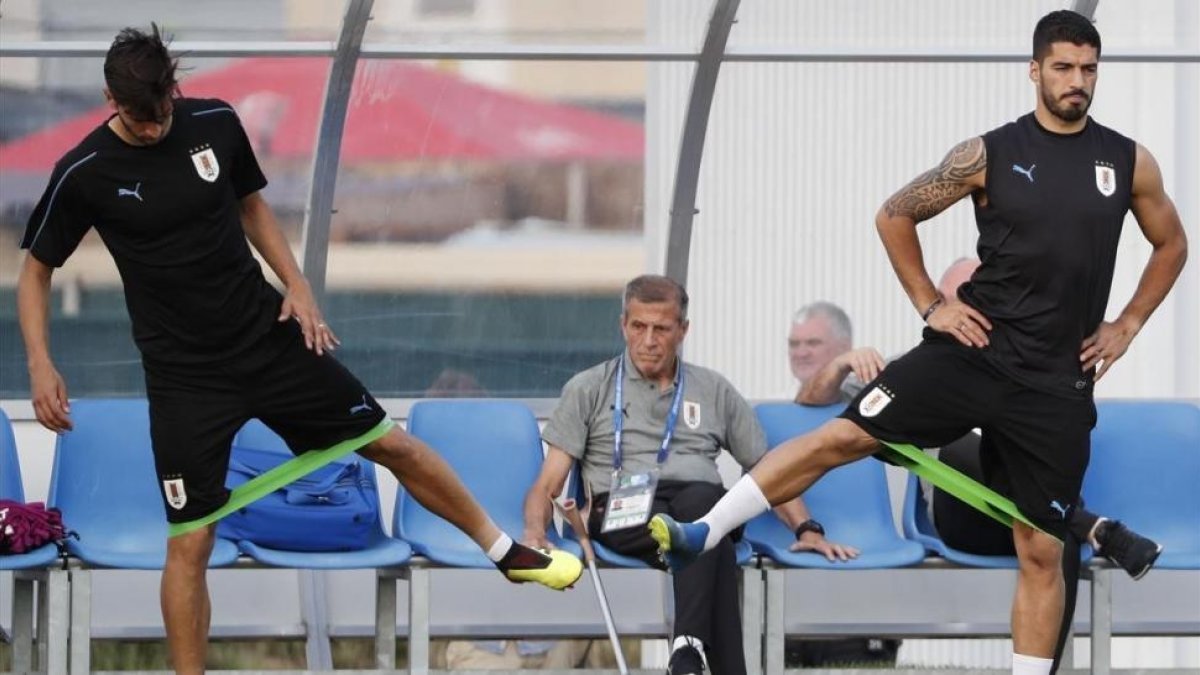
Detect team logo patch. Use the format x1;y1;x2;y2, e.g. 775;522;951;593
858;385;894;418
683;401;702;430
1094;162;1116;197
163;478;188;510
190;145;220;182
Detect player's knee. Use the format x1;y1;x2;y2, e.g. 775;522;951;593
814;419;878;464
1016;529;1063;575
359;429;423;467
167;526;216;568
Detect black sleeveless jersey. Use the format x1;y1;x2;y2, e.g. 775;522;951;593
21;98;281;364
959;113;1136;398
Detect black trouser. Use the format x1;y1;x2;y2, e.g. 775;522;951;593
589;480;745;675
935;433;1098;673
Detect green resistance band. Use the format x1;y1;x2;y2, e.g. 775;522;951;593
168;418;395;538
876;440;1056;539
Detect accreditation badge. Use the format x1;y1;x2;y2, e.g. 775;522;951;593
601;468;661;532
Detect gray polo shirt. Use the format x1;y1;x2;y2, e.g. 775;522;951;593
543;353;767;496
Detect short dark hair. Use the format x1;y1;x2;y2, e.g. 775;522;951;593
1033;10;1101;62
623;274;689;322
104;23;180;120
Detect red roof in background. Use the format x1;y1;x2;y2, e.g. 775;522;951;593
0;58;644;171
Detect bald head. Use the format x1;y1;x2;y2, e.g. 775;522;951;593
938;258;981;299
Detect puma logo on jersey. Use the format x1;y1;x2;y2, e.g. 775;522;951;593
117;182;143;201
349;394;373;415
1011;164;1036;183
1049;500;1070;519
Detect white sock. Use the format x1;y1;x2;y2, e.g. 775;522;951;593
1011;652;1054;674
697;475;770;551
485;532;514;563
1088;517;1109;551
672;635;708;669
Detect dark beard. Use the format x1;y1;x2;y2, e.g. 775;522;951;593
1041;87;1090;123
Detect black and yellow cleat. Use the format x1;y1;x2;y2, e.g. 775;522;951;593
497;543;583;591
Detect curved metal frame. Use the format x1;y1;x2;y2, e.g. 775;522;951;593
664;0;740;285
299;0;374;302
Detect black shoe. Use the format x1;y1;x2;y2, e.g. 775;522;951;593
1098;520;1162;580
667;643;706;675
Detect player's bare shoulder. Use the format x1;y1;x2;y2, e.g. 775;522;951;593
882;136;987;223
1131;142;1165;198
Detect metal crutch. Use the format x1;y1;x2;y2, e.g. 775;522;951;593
553;495;630;675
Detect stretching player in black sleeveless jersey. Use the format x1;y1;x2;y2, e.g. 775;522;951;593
650;11;1187;674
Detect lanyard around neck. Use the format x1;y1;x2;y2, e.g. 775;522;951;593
613;355;685;472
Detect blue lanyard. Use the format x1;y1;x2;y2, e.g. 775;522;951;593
613;355;685;472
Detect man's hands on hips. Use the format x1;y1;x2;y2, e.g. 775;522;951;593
278;280;340;355
1081;316;1140;381
927;297;992;348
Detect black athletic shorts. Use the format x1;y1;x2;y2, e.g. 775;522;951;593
144;319;387;524
839;332;1095;538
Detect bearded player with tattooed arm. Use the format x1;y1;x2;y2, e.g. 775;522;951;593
649;11;1186;675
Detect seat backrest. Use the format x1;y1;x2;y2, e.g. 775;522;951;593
902;472;949;553
1084;401;1200;555
47;399;167;553
397;400;544;556
746;403;897;544
1;407;24;501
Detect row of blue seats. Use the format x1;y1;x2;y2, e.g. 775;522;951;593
3;398;1199;574
3;398;1198;675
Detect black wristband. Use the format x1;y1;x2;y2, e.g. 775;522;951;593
920;295;945;323
794;519;825;539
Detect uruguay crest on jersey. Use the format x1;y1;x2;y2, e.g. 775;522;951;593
190;145;220;182
163;478;188;510
1094;161;1116;197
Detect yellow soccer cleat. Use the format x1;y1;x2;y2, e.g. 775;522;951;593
500;545;584;591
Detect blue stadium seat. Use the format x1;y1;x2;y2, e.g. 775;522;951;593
1;406;70;675
47;399;239;569
396;400;580;567
1084;401;1200;570
747;402;925;569
226;419;412;569
0;406;59;570
902;472;1018;568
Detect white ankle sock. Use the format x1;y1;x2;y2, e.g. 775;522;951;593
697;475;770;551
485;532;514;563
1011;652;1053;674
1088;517;1109;551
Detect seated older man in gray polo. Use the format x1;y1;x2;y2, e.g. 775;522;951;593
523;274;857;675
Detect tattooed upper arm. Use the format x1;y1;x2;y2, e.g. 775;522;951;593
882;137;987;222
